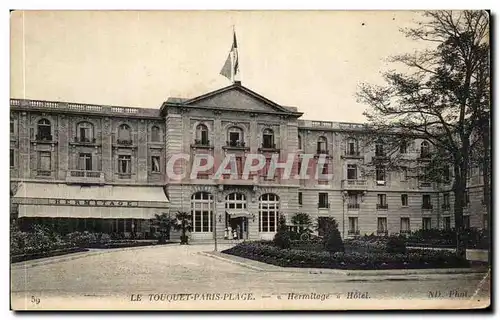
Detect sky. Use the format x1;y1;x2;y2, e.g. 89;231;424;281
10;10;431;122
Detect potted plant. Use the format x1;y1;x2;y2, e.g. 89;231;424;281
151;212;173;244
172;211;193;245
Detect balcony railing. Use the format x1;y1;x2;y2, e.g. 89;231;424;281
37;170;51;176
259;143;280;152
316;149;329;155
376;204;388;210
342;151;362;159
117;139;133;145
348;230;360;235
35;134;53;142
67;170;105;184
191;139;212;149
224;141;248;149
419;182;432;188
341;179;367;190
422;204;433;210
347;203;360;210
442;204;451;211
419;153;431;160
74;137;96;144
118;173;132;179
376;230;388;236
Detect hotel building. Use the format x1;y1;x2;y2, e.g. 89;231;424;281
10;82;488;240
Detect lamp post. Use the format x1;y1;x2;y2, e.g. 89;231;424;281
213;200;218;252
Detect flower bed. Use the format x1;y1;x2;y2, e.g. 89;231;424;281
87;240;160;249
11;247;89;263
222;242;471;270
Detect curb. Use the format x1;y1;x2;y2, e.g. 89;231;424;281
200;251;490;277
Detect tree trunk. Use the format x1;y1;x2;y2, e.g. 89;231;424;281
453;165;467;258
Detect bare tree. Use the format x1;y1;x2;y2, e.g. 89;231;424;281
357;11;490;257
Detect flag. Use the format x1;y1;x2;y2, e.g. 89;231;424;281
220;30;239;82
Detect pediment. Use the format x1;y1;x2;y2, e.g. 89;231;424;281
184;85;295;114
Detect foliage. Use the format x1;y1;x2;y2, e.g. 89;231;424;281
386;236;407;254
321;217;344;254
172;211;193;244
66;231;112;247
222;241;471;269
10;224;73;256
356;11;490;258
151;212;174;244
273;214;291;249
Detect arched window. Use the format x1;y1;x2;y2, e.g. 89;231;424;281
77;122;94;142
118;124;131;143
227;126;244;147
298;135;302;150
420;141;430;158
346;137;358;155
225;192;247;209
10;117;14;135
259;193;280;232
262;129;275;148
317;136;327;153
191;192;213;233
37;119;52;141
151;126;160;142
196;124;209;145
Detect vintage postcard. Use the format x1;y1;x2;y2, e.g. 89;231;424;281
9;10;491;310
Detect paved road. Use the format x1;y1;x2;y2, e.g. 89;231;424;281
11;244;491;310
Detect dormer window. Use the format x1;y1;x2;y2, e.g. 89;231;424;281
77;122;94;143
262;129;275;149
227;126;244;147
317;136;327;154
196;124;209;145
37;119;52;141
346;138;358;155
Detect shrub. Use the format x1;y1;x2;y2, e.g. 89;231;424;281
386;236;407;254
273;214;291;249
321;218;344;254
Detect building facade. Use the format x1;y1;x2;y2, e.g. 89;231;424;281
10;83;488;240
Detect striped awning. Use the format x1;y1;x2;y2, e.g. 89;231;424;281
226;210;252;218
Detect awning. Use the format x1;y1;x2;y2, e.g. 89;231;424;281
17;204;159;219
12;182;169;203
226;210;252;218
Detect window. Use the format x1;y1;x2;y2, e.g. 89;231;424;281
463;190;470;207
151;156;161;173
298;159;302;175
443;193;450;210
227;127;244;147
463;215;470;229
399;140;407;154
37;119;52;140
422;195;432;209
377;217;387;233
347;164;357;180
377;194;387;209
118;124;131;142
348;193;359;209
192;192;213;233
376;165;385;184
151;126;161;142
262;129;274;148
77;122;94;142
298;135;302;150
347;138;358;155
400;217;410;233
420;141;430;158
401;194;408;207
443;217;451;230
422;217;432;230
442;165;450;182
78;153;92;171
321;162;329;175
259;193;279;232
483;214;488;229
10;118;14;134
348;217;359;234
38;151;51;171
118;155;131;174
261;157;275;180
318;193;329;208
317;136;327;153
10;149;14;167
298;192;303;205
375;142;384;157
226;192;247;210
400;167;408;181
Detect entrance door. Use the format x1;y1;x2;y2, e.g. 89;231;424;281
230;217;248;240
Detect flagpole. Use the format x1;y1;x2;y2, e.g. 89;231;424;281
231;25;235;83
